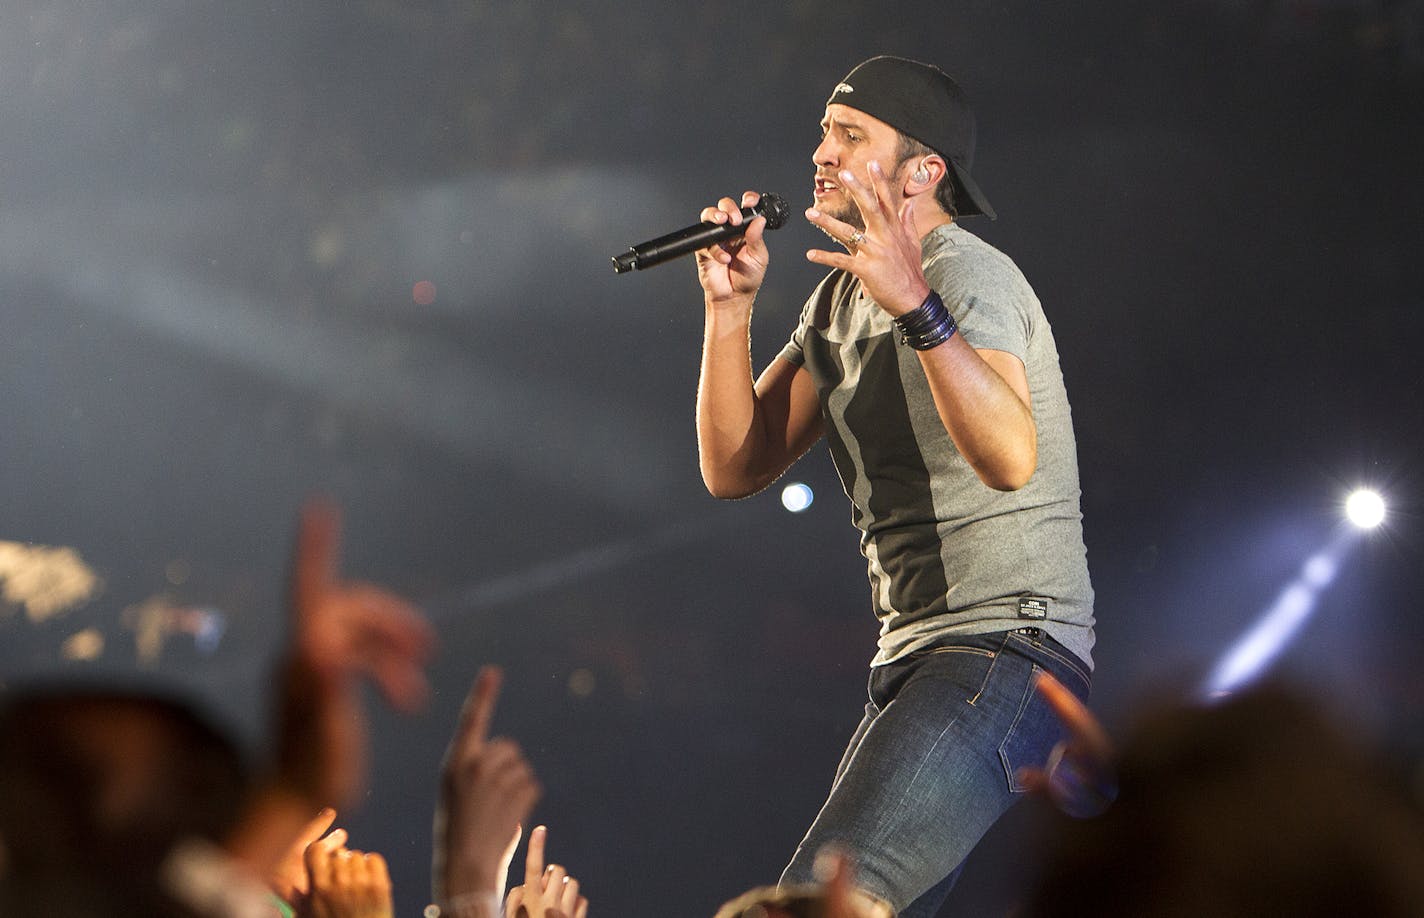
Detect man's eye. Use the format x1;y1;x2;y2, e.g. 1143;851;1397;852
846;133;861;143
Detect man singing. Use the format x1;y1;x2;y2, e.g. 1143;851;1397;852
692;56;1096;916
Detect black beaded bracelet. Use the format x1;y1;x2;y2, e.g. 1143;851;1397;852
894;290;958;350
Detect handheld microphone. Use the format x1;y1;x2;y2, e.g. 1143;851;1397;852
611;192;791;274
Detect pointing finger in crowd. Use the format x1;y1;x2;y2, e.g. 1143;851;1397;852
452;666;504;764
523;825;548;893
1034;670;1113;761
290;498;340;627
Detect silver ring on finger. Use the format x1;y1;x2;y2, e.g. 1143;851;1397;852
847;230;865;250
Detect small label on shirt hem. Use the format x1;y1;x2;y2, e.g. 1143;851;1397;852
1018;596;1049;620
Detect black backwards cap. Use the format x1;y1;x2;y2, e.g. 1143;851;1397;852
827;56;996;219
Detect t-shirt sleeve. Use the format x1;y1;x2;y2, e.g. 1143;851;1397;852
777;276;835;368
777;309;808;367
923;245;1035;361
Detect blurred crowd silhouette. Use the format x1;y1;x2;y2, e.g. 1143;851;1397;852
1;501;1420;917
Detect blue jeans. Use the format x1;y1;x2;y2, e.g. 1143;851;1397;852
778;628;1091;917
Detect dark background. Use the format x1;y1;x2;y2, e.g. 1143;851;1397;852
2;1;1421;914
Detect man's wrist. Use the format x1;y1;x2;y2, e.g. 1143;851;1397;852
893;290;957;350
881;282;933;318
705;291;756;317
704;298;756;340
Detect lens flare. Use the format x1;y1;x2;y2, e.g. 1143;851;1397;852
1344;489;1385;529
781;482;814;513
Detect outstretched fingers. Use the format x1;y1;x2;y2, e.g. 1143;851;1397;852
805;205;864;258
840;160;896;230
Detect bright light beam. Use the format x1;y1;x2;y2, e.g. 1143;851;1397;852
1201;526;1355;697
1202;489;1389;700
1201;572;1326;701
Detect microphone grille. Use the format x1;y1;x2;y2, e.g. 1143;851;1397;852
757;192;791;231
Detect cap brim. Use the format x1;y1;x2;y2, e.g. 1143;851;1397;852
949;160;996;220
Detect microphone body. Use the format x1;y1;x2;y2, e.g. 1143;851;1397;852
611;192;790;274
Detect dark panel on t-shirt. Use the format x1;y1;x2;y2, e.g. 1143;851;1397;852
803;332;864;531
844;332;951;614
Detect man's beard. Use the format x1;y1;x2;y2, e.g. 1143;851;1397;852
814;193;866;239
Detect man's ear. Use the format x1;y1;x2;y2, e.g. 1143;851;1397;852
906;155;947;195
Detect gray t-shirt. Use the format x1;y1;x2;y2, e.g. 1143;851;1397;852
777;222;1095;669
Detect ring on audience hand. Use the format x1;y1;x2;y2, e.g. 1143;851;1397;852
847;230;865;248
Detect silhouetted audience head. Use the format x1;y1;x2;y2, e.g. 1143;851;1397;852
0;502;437;918
713;852;895;918
712;884;894;918
0;683;249;917
1025;683;1424;917
712;888;816;918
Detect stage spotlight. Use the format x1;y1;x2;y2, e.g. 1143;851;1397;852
1345;489;1386;529
781;482;814;513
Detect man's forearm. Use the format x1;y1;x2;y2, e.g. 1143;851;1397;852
696;299;771;498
